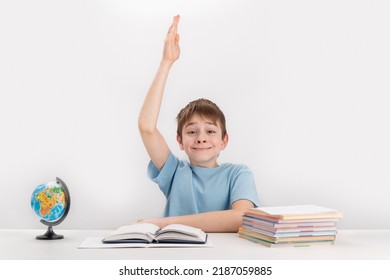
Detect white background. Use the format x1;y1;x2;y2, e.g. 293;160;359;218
1;0;389;230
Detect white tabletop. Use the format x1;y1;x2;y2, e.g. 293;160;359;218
1;229;389;260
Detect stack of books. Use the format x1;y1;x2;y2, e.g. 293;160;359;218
238;205;343;247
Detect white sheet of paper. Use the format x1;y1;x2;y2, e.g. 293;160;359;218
78;237;213;249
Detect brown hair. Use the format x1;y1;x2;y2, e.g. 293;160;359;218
176;98;227;138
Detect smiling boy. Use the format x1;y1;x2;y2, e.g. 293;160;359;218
138;15;259;232
176;99;228;168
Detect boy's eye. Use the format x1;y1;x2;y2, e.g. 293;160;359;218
186;130;197;135
207;130;216;134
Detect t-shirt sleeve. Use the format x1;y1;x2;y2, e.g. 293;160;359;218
147;152;179;197
229;166;260;208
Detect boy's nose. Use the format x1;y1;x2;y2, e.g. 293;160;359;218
196;132;207;143
195;130;208;143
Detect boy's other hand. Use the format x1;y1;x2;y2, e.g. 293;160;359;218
162;15;180;64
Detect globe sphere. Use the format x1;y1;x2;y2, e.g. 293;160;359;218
31;181;67;223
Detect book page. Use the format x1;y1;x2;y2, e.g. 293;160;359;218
159;224;203;237
109;223;160;237
156;224;207;243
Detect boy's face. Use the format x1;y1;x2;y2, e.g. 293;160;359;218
177;114;228;168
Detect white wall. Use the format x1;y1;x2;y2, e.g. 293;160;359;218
1;0;389;230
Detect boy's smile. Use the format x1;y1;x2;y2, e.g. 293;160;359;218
177;114;228;168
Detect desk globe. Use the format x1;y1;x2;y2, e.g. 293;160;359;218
31;177;71;240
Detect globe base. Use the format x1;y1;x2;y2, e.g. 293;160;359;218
36;225;64;240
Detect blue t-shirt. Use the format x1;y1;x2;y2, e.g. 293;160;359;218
147;152;260;217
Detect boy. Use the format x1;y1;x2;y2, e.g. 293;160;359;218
138;15;259;232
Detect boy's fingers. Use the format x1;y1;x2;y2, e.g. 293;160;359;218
167;15;180;35
174;14;180;26
172;14;180;26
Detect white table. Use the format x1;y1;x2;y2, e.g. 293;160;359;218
1;229;389;260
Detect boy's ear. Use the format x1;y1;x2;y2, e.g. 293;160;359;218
176;134;184;150
221;133;229;150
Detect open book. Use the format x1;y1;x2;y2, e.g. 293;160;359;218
102;223;207;244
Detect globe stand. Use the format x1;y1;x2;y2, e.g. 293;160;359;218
36;225;63;240
34;177;71;241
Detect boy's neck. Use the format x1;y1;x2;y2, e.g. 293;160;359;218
189;159;219;168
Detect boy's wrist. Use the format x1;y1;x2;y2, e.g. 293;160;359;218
160;59;175;69
161;216;174;227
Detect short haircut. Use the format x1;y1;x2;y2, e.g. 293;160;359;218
176;98;227;139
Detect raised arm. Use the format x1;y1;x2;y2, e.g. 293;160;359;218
138;15;181;170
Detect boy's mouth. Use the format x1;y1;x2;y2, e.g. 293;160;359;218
192;147;212;151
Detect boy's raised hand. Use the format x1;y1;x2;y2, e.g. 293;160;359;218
162;15;180;64
138;15;181;171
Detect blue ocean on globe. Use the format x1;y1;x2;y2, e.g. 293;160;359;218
31;182;66;222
